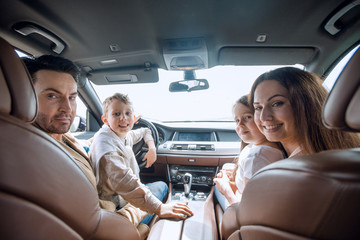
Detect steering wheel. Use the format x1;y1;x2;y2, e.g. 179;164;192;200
132;118;159;169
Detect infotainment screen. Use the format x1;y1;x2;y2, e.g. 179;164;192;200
178;132;211;141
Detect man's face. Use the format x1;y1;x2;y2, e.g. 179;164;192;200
33;70;77;134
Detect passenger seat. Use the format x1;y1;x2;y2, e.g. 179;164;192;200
0;37;140;240
221;47;360;240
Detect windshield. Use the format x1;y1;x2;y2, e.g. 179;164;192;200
90;65;301;122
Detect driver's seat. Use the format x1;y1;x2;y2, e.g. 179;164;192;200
221;47;360;240
0;37;140;239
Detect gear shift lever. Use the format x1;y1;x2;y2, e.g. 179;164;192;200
183;173;192;198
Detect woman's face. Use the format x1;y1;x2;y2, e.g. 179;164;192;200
233;102;267;145
252;80;298;148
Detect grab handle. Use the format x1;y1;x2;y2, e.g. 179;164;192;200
324;0;360;35
14;23;65;54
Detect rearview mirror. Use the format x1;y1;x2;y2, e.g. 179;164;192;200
169;70;209;92
169;79;209;92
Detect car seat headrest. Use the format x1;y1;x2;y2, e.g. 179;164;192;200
0;37;37;122
323;47;360;132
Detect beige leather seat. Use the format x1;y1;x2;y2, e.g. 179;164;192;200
221;47;360;240
0;37;140;240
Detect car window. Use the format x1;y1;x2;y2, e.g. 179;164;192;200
70;98;87;133
15;49;30;58
323;45;360;91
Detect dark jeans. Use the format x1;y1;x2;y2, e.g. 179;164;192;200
140;181;169;225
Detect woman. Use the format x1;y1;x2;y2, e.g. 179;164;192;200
249;67;360;157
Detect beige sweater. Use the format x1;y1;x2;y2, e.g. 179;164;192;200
90;125;161;214
59;132;147;226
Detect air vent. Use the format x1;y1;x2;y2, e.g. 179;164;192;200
170;144;214;151
196;144;214;151
170;144;188;150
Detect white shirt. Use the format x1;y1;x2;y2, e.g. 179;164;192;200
235;144;284;195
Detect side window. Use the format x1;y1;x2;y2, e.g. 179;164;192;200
70;97;87;132
323;45;359;91
15;49;30;58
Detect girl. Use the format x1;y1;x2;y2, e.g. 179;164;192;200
214;95;284;210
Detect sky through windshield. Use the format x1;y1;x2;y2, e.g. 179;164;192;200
90;65;299;122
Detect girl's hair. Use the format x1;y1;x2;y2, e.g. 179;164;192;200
233;95;250;151
249;67;360;154
102;93;132;116
231;95;250;179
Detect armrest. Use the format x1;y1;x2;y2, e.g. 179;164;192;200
221;202;241;240
92;209;140;240
148;186;218;240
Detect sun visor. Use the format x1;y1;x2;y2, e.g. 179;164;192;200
87;67;159;85
218;47;317;65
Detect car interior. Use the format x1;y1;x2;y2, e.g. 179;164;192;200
0;0;359;239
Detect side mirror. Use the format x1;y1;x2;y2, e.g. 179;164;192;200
169;79;209;92
70;115;86;132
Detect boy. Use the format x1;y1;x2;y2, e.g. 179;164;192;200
90;93;193;225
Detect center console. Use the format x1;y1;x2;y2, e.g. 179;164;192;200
147;164;219;240
168;164;218;185
168;164;218;202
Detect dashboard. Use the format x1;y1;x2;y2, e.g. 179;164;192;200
151;121;241;186
75;120;241;186
154;121;240;143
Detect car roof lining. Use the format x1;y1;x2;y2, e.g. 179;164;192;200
0;0;359;79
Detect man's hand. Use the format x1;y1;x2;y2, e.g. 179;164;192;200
155;202;194;219
143;147;157;168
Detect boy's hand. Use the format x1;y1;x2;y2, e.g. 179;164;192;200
155;202;194;219
134;115;141;124
143;147;157;168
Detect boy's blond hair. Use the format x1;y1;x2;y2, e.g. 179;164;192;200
102;93;132;116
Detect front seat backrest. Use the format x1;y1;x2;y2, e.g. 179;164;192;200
0;37;140;240
323;46;360;131
221;47;360;240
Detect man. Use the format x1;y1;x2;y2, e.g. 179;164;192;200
22;55;193;237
